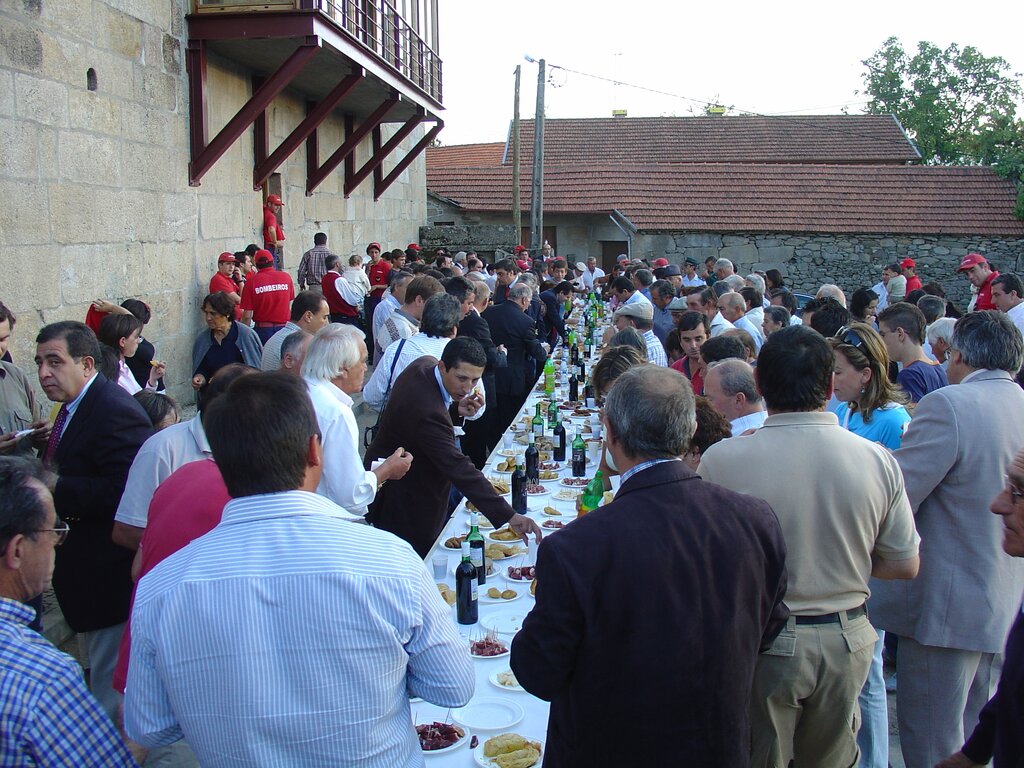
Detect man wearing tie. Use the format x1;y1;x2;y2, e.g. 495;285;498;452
34;321;151;720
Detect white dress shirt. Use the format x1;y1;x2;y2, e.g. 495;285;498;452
1006;301;1024;338
709;312;736;337
114;415;211;529
305;377;375;518
125;490;475;767
372;291;401;341
363;333;452;410
735;313;766;352
581;267;605;290
730;410;768;435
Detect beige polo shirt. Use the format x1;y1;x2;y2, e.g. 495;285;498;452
698;411;919;615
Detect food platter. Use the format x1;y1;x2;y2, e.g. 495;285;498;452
480;586;522;603
469;636;510;659
416;722;468;755
452;698;524;732
488;669;525;692
480;611;528;636
473;735;544;768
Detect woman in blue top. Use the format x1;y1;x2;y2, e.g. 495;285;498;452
829;322;911;768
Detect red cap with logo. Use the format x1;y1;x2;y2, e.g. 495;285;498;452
652;258;669;268
266;194;284;206
407;243;421;251
254;249;275;267
218;252;236;263
956;253;987;272
900;258;916;269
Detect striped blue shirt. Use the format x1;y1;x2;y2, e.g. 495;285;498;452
125;490;474;767
0;597;137;767
643;330;668;366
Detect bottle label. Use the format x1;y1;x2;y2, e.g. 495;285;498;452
470;550;483;567
533;423;543;436
470;585;478;602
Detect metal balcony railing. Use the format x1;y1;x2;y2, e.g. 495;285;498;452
192;0;443;103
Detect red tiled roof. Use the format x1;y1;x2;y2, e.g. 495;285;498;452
509;116;922;165
427;142;505;168
426;163;1024;236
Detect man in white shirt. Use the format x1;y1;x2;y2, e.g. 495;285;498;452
371;271;413;344
687;287;734;338
581;256;605;291
702;359;767;434
991;273;1024;338
374;274;443;364
363;294;473;412
303;325;411;517
717;291;765;352
681;258;706;288
125;372;473;767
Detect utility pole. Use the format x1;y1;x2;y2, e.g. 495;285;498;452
512;65;521;247
529;58;545;255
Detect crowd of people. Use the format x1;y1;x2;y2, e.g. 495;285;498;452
1;238;1023;768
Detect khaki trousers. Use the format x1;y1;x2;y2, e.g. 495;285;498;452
750;613;876;768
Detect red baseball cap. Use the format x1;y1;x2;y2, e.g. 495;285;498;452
652;258;669;268
407;243;421;251
366;242;381;254
266;194;284;205
956;253;987;272
218;252;235;263
254;249;275;267
899;258;916;269
513;245;527;254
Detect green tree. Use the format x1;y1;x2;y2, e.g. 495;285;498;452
860;37;1022;163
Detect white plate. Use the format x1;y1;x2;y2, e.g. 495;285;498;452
481;611;529;635
473;738;544;767
465;518;495;530
469;647;510;661
552;489;581;502
452;698;524;732
488;669;525;692
559;477;591;488
417;723;468;756
524;486;552;498
480;587;523;604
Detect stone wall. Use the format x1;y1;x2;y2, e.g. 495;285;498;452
1;0;427;402
635;232;1024;307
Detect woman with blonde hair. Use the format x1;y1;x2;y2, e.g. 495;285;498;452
828;321;911;768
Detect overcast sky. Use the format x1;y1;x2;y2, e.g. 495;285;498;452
436;0;1024;147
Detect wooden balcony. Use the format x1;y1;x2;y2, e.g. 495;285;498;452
186;0;443;194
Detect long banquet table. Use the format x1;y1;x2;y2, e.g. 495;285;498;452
414;328;606;766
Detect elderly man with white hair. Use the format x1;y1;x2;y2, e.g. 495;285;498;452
717;292;765;352
816;283;847;307
703;359;767;434
927;317;956;371
303;324;412;518
714;258;735;281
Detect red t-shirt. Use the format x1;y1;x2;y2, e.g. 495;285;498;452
209;272;242;320
112;459;230;693
322;272;358;317
975;271;1000;311
239;267;295;324
263;206;284;249
905;276;923;293
367;259;391;298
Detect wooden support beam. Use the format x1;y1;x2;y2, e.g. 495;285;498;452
188;41;319;186
253;68;364;190
375;119;443;200
345;109;423;197
306;96;397;195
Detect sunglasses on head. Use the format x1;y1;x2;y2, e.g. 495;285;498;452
834;326;866;352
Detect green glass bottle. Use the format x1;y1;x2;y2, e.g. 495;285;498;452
571;429;587;477
547;398;558;430
467;511;486;586
532;403;544;437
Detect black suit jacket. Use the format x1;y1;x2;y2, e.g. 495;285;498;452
49;374;152;631
365;358;514;557
481;302;546;397
457;309;506;402
510;461;789;768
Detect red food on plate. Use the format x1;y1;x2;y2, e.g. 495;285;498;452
525;483;547;494
542;520;565;529
469;637;508;657
560;477;589;487
416;721;465;751
507;565;537;581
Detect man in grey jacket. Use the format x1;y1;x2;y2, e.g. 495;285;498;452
871;310;1024;768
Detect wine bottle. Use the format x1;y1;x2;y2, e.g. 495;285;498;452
525;430;539;484
456;541;478;625
568;369;579;402
571;429;586;478
531;403;544;437
553;419;567;462
511;459;527;514
547;398;558;430
467;511;486;586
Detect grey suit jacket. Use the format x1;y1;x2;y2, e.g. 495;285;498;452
871;369;1024;652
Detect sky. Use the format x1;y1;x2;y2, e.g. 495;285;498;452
435;0;1024;147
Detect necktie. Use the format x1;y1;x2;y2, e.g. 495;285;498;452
43;404;68;466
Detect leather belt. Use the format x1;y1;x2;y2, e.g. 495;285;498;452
794;605;867;625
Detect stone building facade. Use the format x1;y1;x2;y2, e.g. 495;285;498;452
1;0;430;401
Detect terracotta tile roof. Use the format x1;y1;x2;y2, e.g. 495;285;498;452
509;115;921;165
426;163;1024;236
426;142;505;168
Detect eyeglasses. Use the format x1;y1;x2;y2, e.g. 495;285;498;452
1006;475;1024;506
834;326;867;352
33;519;70;546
